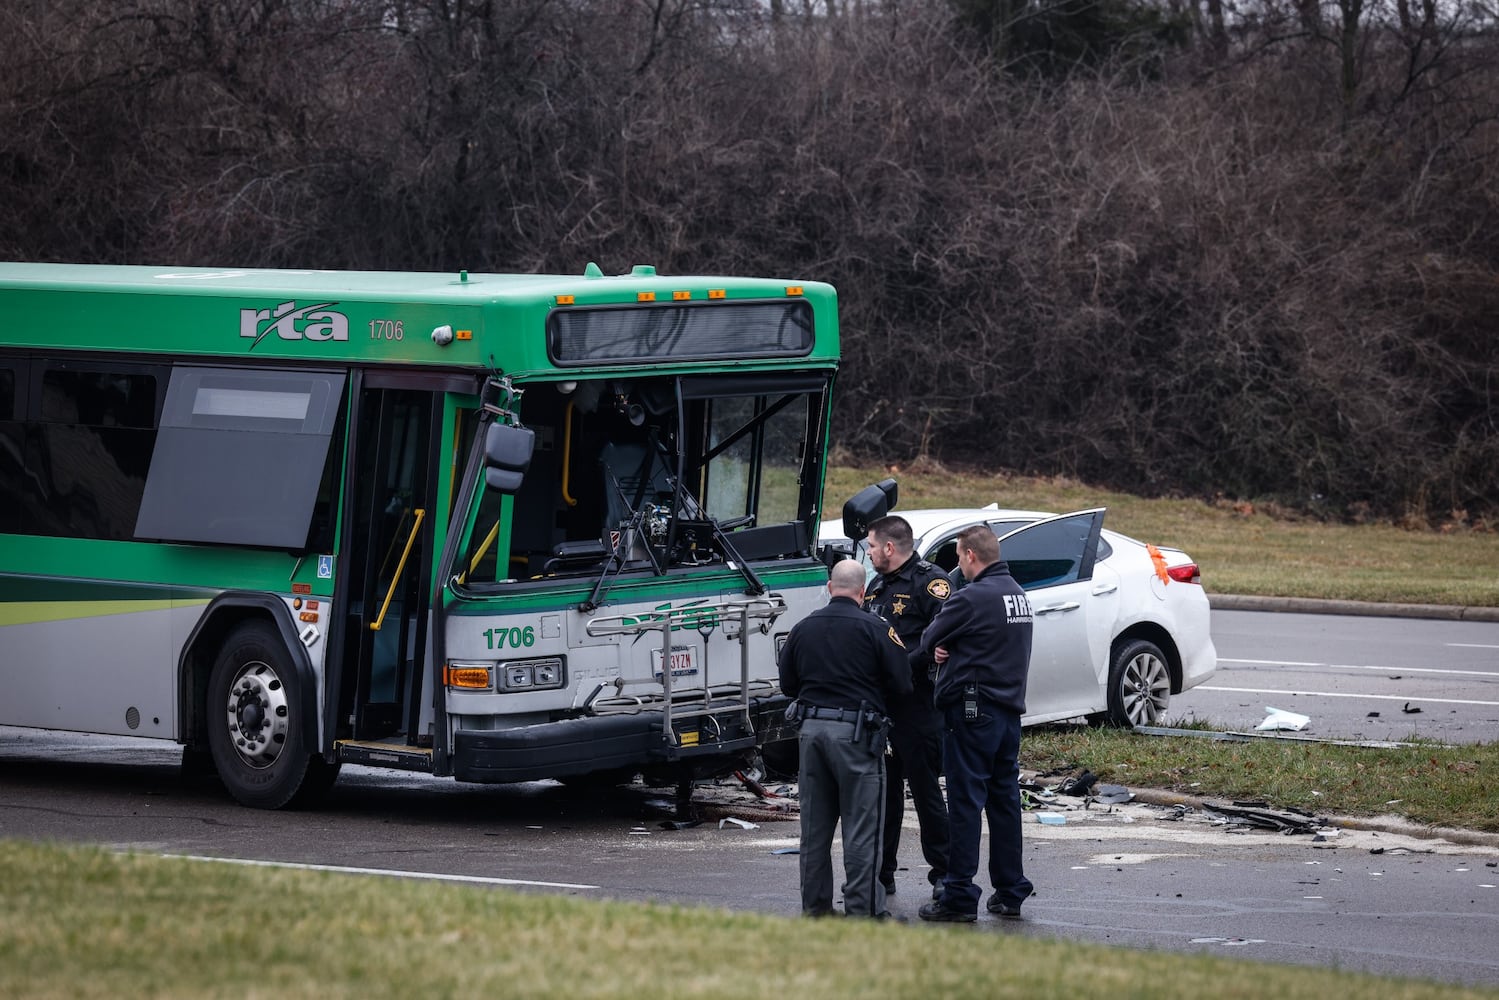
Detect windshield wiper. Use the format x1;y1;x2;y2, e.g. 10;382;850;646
704;515;767;596
580;473;663;613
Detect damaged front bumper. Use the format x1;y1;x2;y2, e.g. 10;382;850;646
450;693;797;783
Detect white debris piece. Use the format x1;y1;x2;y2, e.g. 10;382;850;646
1256;706;1311;732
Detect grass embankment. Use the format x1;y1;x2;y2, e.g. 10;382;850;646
823;465;1499;607
2;840;1491;1000
1022;725;1499;832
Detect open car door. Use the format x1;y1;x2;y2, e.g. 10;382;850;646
995;509;1116;725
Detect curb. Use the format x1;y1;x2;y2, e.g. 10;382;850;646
1208;594;1499;622
1127;786;1499;850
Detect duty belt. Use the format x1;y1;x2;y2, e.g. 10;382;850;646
801;705;861;722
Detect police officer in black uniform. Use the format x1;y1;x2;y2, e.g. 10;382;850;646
779;559;912;918
863;514;951;899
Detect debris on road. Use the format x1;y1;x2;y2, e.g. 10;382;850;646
734;768;777;799
1203;799;1325;835
1257;706;1311;732
1089;784;1134;808
1057;770;1098;796
1133;724;1417;749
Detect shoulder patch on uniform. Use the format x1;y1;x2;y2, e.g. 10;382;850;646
927;578;952;600
887;626;906;649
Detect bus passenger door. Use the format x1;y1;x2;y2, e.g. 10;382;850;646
342;382;439;743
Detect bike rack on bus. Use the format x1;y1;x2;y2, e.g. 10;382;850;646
581;595;787;747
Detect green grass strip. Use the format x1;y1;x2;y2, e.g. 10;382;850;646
1;841;1492;999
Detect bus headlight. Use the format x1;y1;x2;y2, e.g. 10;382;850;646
500;656;566;692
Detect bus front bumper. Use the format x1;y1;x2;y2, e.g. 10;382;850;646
450;694;795;784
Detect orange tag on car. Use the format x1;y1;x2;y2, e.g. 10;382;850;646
1146;543;1170;584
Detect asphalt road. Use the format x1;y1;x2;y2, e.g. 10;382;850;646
3;606;1498;988
1176;607;1499;744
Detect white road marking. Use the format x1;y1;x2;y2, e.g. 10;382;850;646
1446;643;1499;649
1219;659;1496;678
163;854;600;889
1198;686;1499;707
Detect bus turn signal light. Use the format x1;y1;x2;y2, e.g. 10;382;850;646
445;665;492;689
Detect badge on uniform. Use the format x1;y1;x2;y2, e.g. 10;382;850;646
927;578;951;600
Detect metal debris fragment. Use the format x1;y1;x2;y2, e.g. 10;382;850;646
1202;799;1323;834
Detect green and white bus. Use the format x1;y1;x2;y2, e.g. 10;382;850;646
0;262;837;808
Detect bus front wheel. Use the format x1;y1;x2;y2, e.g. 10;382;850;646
207;622;322;809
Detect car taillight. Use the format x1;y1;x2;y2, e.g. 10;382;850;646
1167;563;1201;585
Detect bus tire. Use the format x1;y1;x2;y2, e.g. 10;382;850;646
759;737;800;780
207;621;320;809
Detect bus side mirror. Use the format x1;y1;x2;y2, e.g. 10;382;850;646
841;477;898;541
484;423;535;494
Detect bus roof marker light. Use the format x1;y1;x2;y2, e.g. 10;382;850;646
673;290;691;301
786;285;804;296
556;295;575;305
708;289;726;299
637;291;656;302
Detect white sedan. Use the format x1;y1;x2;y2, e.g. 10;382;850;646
819;504;1217;727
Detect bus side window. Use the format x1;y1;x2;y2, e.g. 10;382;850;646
24;365;162;541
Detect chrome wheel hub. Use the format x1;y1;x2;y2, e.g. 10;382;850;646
225;661;290;768
1120;651;1170;726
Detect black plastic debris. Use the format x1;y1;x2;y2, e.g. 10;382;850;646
1401;702;1422;714
1058;770;1098;796
1366;711;1380;718
1203;799;1322;834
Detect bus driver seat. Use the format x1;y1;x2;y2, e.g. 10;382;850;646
598;435;676;540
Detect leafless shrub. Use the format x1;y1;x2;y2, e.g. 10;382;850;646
1;0;1496;520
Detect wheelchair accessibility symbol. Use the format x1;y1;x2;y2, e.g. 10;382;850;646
317;555;334;579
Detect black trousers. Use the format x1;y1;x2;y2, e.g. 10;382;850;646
880;699;949;887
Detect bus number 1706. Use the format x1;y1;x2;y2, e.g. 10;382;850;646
484;625;535;649
369;319;404;340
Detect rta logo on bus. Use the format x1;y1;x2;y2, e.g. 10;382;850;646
240;300;349;349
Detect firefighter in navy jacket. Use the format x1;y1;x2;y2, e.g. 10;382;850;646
914;524;1036;922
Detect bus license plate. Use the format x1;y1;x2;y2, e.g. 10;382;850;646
653;645;698;679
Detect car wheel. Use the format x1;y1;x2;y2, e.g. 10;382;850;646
207;621;323;809
1105;638;1171;727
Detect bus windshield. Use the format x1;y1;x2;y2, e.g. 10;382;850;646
457;371;827;592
